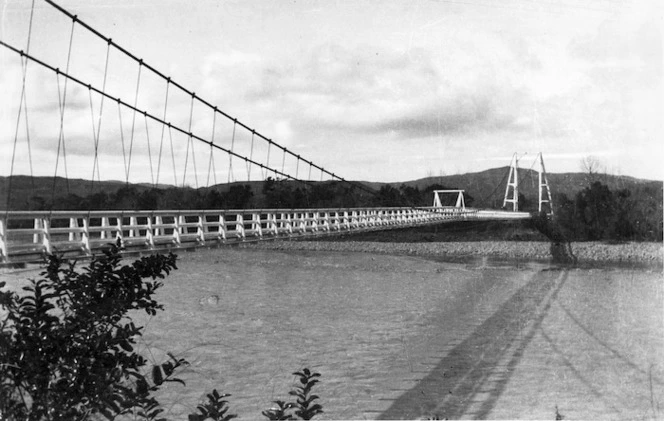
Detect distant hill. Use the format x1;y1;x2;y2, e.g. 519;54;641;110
361;167;662;208
1;168;661;210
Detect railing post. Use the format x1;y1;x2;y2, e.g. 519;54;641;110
285;212;293;235
155;215;163;238
235;214;245;240
173;214;182;246
0;217;8;263
218;213;227;242
197;213;206;244
269;212;278;236
299;212;305;233
116;216;123;245
146;215;155;249
128;216;136;238
69;217;79;242
321;211;330;232
81;216;91;255
254;212;262;238
33;218;41;245
100;216;109;240
42;217;52;255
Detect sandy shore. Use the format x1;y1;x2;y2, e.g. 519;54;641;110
242;239;663;266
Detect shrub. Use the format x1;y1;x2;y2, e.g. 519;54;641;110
0;245;181;419
0;247;324;420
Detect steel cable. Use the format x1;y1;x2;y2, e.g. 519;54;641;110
89;41;111;195
42;0;373;194
5;0;36;216
126;62;143;184
207;110;218;186
156;80;171;186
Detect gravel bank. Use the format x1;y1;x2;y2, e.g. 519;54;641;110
242;240;663;266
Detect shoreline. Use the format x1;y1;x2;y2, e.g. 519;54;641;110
241;240;663;268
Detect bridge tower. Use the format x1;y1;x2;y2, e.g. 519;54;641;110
537;152;554;215
503;153;519;211
432;190;466;210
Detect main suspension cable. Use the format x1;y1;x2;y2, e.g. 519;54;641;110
0;41;311;186
42;0;374;194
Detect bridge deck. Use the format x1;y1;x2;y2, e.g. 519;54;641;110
0;207;530;264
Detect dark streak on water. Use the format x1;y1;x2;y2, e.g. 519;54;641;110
417;254;663;272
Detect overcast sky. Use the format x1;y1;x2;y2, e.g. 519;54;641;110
1;0;662;186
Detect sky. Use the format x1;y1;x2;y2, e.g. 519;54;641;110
1;0;662;187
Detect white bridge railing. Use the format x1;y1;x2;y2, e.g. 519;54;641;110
0;207;530;264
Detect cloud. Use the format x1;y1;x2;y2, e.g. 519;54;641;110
198;41;534;145
568;16;662;86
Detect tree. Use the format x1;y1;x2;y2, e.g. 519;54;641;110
225;185;254;209
138;189;162;210
373;185;404;207
263;178;295;208
399;185;423;206
0;246;182;419
580;155;603;184
575;181;615;240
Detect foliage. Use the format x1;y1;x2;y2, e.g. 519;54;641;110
262;369;323;421
188;390;237;421
371;183;473;208
262;178;365;209
530;211;578;264
0;245;181;420
20;184;257;212
189;369;323;421
289;369;323;420
0;246;325;420
553;181;663;242
20;176;478;212
262;400;296;420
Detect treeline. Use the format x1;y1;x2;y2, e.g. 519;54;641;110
15;177;663;242
24;185;255;211
18;178;470;211
552;181;663;242
262;178;474;208
13;178;473;210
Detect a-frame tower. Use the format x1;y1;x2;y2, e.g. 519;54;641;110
502;152;553;214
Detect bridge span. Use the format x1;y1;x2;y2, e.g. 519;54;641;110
0;2;549;266
0;207;530;265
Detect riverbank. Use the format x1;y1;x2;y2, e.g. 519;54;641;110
242;239;663;267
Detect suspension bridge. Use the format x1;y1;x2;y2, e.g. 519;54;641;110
0;1;553;265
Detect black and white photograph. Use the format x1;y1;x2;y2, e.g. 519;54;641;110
1;0;662;419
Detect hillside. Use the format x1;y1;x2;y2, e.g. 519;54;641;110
361;167;662;209
1;168;661;211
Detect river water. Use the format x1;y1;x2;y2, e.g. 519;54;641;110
129;248;663;420
1;247;662;419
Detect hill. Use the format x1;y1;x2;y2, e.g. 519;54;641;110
362;167;662;209
1;168;661;211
